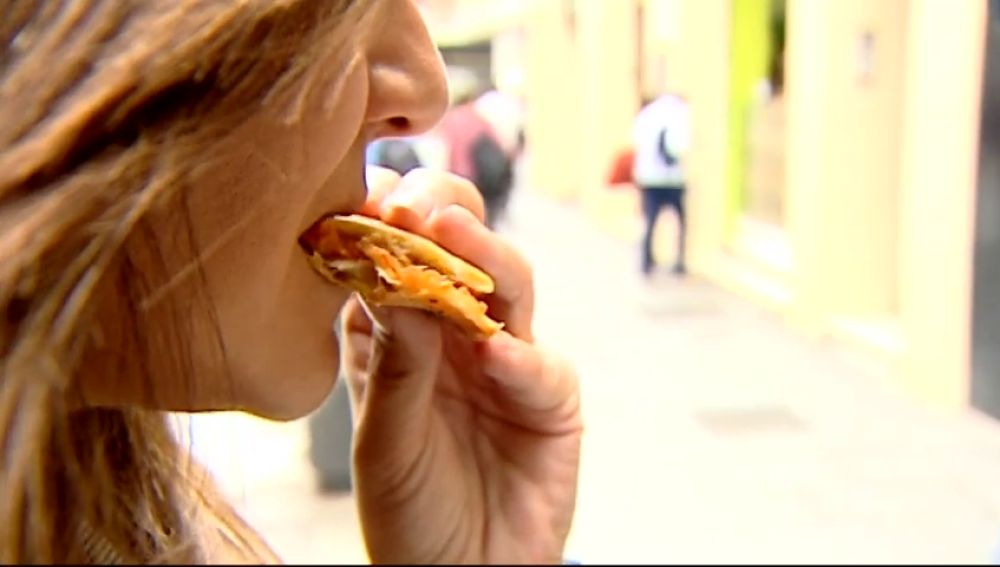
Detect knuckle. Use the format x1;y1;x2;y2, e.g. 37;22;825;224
368;329;412;384
399;168;486;220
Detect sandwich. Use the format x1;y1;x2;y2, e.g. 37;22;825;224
298;214;504;338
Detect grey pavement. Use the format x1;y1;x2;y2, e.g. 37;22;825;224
187;186;1000;565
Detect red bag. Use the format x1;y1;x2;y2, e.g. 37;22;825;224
606;148;635;187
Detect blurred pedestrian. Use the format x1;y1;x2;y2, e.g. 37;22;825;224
474;86;524;160
367;136;424;176
438;76;514;229
632;92;693;276
0;1;582;564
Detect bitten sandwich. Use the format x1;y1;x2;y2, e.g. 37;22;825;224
298;214;503;338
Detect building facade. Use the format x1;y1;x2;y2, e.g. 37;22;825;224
424;0;993;417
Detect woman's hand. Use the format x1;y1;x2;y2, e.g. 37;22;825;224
337;166;583;564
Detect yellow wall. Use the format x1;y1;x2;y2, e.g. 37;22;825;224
630;0;985;410
521;0;581;201
781;0;830;327
515;0;643;238
897;0;986;408
642;0;695;96
575;0;642;239
669;0;731;278
421;0;524;48
432;0;987;412
784;0;909;326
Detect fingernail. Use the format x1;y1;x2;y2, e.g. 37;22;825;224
381;185;432;215
475;331;516;379
366;164;399;188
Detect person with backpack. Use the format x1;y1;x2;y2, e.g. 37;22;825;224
469;128;514;229
367;137;424;176
438;85;514;229
632;92;693;277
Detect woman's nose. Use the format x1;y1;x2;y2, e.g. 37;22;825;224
365;1;449;138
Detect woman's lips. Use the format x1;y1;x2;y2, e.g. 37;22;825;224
298;143;368;251
297;212;340;255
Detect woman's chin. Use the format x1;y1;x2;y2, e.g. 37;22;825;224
233;354;344;423
242;370;341;422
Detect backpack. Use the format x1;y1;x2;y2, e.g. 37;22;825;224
470;133;513;202
376;139;423;176
657;127;679;167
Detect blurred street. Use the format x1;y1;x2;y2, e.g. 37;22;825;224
186;187;1000;564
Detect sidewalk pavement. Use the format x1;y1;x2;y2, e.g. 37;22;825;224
188;187;1000;564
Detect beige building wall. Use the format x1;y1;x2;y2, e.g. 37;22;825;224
660;0;732;284
427;0;988;413
897;0;986;408
574;0;642;238
647;0;984;411
783;0;986;411
521;0;582;202
791;0;908;319
783;0;910;355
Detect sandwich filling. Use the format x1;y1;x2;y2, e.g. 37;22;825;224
299;214;503;337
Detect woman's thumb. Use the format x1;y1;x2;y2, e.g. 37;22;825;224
354;297;441;444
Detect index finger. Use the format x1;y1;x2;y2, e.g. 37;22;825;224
379;168;486;233
358;165;402;217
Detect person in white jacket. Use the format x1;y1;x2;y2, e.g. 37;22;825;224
632;92;693;276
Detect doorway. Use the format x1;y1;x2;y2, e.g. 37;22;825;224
724;0;791;274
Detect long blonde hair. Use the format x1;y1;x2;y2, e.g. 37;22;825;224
0;0;364;562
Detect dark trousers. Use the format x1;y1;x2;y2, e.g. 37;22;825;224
640;185;686;275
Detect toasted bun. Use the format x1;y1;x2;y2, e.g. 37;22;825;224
300;214;503;338
326;215;495;294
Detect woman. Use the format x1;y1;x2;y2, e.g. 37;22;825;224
0;1;582;564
